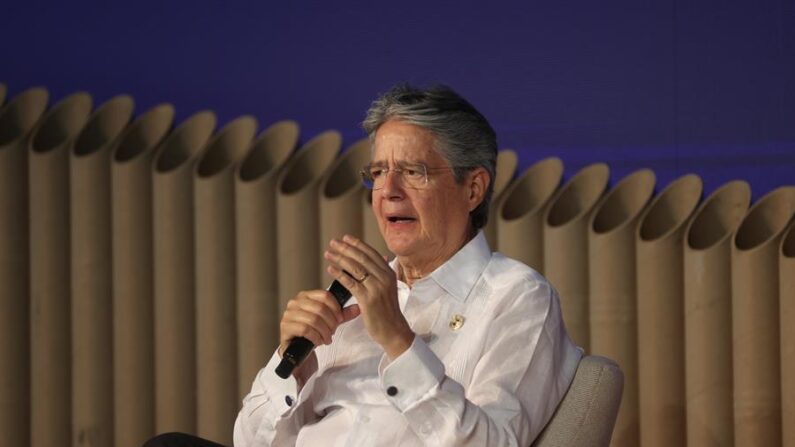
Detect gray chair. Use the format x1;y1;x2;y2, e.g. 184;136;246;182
532;355;624;447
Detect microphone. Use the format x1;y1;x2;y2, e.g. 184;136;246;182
275;279;352;379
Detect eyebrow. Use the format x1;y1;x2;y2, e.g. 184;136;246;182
368;160;426;167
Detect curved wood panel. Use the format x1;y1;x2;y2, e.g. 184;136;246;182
235;120;298;399
781;222;795;447
732;186;795;447
495;157;564;272
194;116;258;446
68;93;134;447
683;180;751;447
276;130;342;312
542;163;615;351
587;167;656;447
152;110;217;434
636;174;703;447
0;87;48;447
484;149;518;246
318;138;371;284
110;103;174;447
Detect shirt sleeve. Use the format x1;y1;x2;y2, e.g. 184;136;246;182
378;279;582;446
233;350;320;446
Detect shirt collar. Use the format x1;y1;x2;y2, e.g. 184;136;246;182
390;231;492;303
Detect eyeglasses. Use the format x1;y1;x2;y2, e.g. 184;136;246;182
360;162;460;190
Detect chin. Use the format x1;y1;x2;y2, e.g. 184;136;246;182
385;241;409;257
384;236;418;258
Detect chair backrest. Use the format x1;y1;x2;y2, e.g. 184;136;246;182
531;355;624;447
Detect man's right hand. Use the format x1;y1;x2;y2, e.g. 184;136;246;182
278;289;361;357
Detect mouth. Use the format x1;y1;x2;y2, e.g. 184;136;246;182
386;215;417;223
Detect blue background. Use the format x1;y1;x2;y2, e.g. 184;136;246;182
2;1;793;198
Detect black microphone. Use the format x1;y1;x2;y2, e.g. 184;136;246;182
275;280;352;379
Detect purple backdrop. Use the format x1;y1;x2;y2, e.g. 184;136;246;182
2;0;793;197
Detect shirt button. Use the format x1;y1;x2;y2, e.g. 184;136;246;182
386;386;398;396
420;422;432;435
285;395;294;407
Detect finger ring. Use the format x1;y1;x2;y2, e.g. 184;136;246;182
358;272;370;282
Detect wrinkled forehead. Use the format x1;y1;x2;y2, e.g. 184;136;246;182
370;120;447;166
369;146;449;168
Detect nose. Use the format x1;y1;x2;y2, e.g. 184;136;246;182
380;168;405;199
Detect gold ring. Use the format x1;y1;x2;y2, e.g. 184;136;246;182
358;272;370;282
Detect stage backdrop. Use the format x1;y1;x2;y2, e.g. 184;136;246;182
1;0;793;196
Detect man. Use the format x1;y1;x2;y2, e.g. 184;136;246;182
147;84;581;446
235;84;581;446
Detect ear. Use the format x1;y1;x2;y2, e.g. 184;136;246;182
466;167;490;212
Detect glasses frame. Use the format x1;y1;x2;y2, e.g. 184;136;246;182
360;162;470;190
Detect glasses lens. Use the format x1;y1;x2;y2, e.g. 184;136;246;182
360;168;375;189
360;163;430;189
401;164;427;188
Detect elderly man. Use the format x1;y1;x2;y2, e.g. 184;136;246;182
147;84;581;447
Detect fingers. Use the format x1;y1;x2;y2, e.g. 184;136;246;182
280;320;329;348
280;290;345;349
324;246;369;283
342;304;361;322
342;234;387;267
336;236;386;270
327;264;364;293
306;291;344;325
324;236;389;283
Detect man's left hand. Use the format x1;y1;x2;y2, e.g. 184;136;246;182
324;235;414;360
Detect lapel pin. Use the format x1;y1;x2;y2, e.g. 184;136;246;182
449;314;465;331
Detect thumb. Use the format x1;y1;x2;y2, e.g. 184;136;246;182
342;304;361;322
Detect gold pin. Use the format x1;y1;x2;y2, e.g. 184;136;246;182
449;314;465;331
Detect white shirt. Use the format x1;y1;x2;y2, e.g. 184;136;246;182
234;231;582;446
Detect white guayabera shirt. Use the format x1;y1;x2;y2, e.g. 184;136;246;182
234;231;582;446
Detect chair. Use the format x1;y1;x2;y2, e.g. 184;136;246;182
531;355;624;447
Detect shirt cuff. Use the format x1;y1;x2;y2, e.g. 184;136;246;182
257;350;301;415
379;335;445;412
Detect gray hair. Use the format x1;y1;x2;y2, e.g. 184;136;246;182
362;84;498;230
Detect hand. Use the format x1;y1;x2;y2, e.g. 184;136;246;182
324;235;414;360
278;289;361;359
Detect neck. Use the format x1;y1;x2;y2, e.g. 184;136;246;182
399;264;425;286
397;227;477;287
